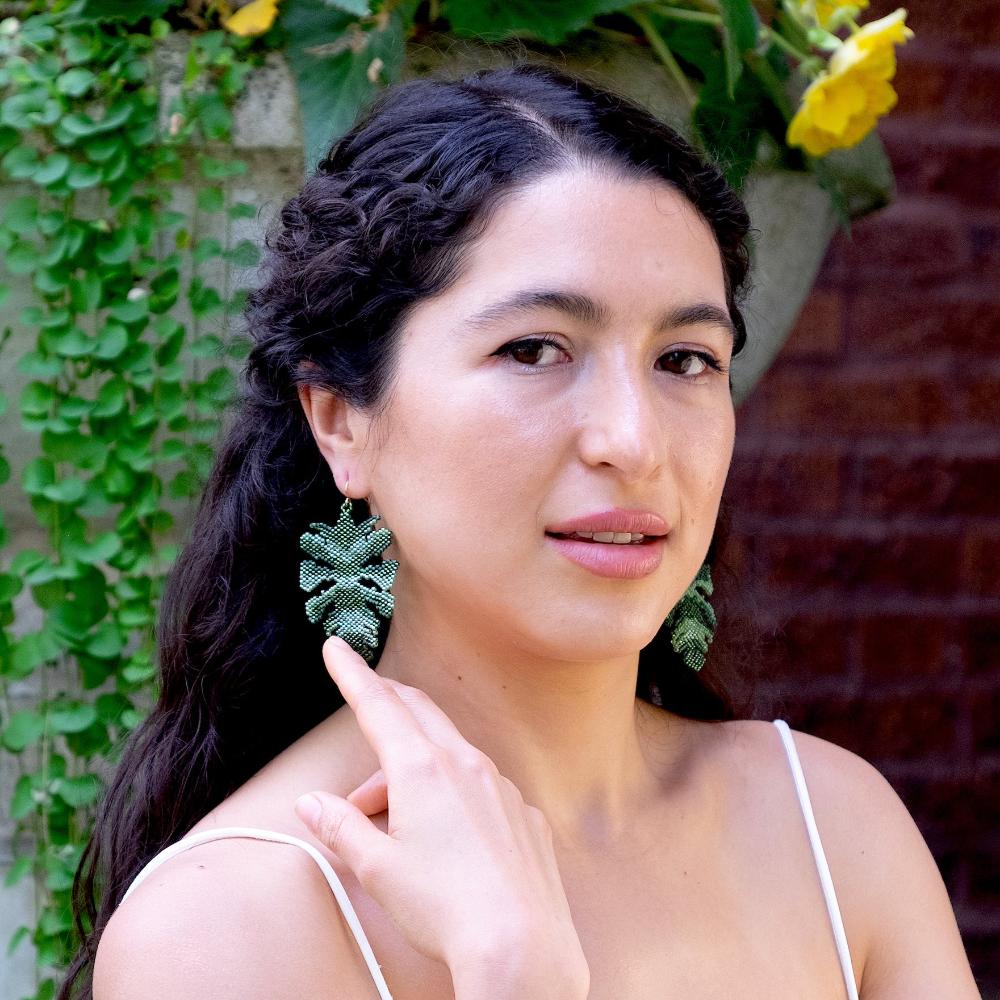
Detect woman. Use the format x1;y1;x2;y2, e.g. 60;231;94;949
65;63;979;999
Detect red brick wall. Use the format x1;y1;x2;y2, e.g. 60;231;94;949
721;0;1000;989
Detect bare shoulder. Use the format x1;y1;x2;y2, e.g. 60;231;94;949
726;719;980;999
94;836;380;1000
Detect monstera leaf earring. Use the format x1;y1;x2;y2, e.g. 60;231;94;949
299;490;400;663
663;561;717;672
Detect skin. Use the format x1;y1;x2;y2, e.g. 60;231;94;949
95;168;981;1000
304;166;737;846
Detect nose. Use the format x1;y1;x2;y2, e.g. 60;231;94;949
575;358;664;481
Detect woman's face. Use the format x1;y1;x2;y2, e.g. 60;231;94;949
352;167;736;660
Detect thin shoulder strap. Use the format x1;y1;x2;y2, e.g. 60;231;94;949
119;825;394;1000
772;720;859;1000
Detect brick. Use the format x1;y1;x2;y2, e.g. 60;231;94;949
794;691;959;759
866;0;1000;48
856;455;1000;517
891;49;956;116
758;613;854;681
957;58;1000;127
964;931;1000;993
847;292;1000;356
961;529;1000;598
897;769;1000;848
726;447;843;516
762;531;962;597
781;288;843;358
963;617;1000;677
882;125;1000;209
827;202;969;285
959;376;1000;425
751;368;955;434
859;615;956;680
971;690;1000;755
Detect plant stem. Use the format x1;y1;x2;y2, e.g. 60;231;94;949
647;4;722;27
629;6;697;109
761;24;814;65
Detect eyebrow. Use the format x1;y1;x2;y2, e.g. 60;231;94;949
463;288;737;341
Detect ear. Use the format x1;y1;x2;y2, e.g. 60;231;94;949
297;381;375;498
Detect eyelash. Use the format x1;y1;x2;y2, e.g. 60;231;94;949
493;335;729;379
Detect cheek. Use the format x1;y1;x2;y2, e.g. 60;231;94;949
674;401;735;505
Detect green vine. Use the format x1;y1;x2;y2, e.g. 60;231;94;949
0;4;257;997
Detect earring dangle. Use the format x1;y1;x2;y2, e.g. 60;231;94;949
299;493;400;663
663;560;717;672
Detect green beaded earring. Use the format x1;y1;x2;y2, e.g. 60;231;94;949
663;560;717;672
299;490;400;663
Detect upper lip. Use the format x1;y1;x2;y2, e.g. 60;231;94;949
545;507;670;537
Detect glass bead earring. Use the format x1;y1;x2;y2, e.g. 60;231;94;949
663;560;717;671
299;479;399;663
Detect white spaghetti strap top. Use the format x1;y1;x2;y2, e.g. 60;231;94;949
118;727;857;1000
118;825;395;1000
772;719;860;1000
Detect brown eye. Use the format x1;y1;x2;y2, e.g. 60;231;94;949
494;336;565;367
658;350;726;379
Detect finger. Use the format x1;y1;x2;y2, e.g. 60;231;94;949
295;791;391;881
322;636;429;780
346;769;388;816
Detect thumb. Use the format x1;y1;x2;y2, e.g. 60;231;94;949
295;791;389;879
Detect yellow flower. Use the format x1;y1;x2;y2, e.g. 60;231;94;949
787;8;914;157
222;0;281;36
802;0;869;30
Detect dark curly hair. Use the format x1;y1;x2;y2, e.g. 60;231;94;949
60;60;755;999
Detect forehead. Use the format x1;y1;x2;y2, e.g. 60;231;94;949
435;168;727;317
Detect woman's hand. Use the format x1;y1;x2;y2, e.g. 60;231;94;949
293;636;589;997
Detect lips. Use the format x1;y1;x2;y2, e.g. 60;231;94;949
544;508;671;537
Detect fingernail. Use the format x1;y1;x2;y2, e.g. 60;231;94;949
295;794;322;827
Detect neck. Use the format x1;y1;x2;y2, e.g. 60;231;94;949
373;600;699;849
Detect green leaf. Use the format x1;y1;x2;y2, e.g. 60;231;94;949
443;0;633;45
92;376;128;417
66;160;103;189
284;0;418;171
56;67;97;96
94;323;129;360
86;622;124;659
70;272;103;313
42;477;87;503
96;227;137;265
718;0;758;98
69;531;122;564
22;457;56;494
324;0;371;13
2;710;45;752
5;241;40;274
3;195;39;234
56;773;101;807
196;186;225;213
49;701;97;733
225;239;260;267
49;326;94;359
197;154;248;180
21;381;55;418
228;201;258;221
7;630;62;679
4;856;33;885
193;237;223;263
